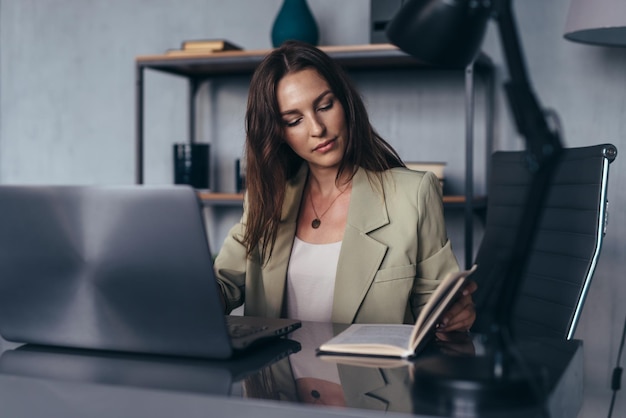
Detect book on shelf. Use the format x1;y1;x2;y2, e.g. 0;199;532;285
181;39;243;51
317;265;477;359
165;39;243;56
165;48;231;56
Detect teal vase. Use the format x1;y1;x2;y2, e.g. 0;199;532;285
271;0;319;47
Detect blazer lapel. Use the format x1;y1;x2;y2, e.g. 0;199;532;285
332;169;389;323
261;165;308;317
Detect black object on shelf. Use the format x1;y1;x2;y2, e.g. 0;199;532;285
173;143;210;190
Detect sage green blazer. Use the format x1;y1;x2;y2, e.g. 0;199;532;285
214;165;459;324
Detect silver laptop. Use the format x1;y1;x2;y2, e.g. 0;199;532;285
0;185;300;359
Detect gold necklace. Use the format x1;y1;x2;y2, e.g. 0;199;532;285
310;187;346;229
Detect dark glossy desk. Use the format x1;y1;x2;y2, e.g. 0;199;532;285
0;322;582;418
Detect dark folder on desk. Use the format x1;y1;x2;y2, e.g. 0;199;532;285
0;185;300;359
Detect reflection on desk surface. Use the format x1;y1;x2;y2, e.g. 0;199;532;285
0;337;300;396
0;321;583;418
244;322;583;418
243;323;415;413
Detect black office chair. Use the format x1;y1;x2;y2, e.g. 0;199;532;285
472;143;618;340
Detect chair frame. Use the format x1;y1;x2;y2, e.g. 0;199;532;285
567;146;614;339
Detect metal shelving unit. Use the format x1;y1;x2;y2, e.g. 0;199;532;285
135;43;495;267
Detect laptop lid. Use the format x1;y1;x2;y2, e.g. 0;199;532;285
0;185;299;359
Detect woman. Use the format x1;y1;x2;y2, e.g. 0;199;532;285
214;40;476;331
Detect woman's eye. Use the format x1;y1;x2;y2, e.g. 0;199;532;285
284;118;301;127
318;101;333;112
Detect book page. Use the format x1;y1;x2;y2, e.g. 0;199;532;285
327;324;413;347
318;324;414;357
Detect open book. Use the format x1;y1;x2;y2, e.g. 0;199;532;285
317;265;477;359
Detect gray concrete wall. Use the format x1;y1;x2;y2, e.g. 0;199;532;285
1;1;625;416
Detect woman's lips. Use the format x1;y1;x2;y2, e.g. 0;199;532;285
314;138;336;153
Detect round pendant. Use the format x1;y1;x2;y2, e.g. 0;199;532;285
311;218;321;229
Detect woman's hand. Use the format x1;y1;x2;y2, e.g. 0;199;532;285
436;280;477;332
434;331;476;356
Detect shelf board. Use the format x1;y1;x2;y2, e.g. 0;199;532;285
197;192;244;206
136;44;493;79
443;195;487;209
198;192;486;209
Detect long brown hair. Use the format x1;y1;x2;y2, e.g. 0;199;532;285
243;40;404;261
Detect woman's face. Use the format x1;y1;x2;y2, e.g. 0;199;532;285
276;68;348;172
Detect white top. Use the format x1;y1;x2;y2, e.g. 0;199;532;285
286;237;342;322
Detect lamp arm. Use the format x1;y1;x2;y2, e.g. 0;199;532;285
495;0;563;163
489;0;564;335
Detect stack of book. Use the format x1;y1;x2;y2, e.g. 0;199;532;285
166;39;243;56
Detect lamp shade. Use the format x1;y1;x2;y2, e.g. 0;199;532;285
564;0;626;47
386;0;491;68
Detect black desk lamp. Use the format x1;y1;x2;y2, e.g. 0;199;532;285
387;0;564;413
